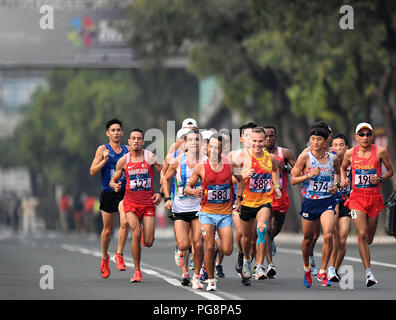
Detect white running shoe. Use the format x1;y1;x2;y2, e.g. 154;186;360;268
192;275;203;289
206;279;217;291
310;262;319;276
366;272;378;287
328;266;340;282
242;258;252;279
175;249;188;268
255;265;267;280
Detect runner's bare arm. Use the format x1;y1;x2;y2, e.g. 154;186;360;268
109;156;126;192
375;146;394;182
291;153;310;185
329;155;341;194
340;149;353;187
284;148;296;172
270;154;282;199
185;164;203;198
89;145;108;176
161;161;179;199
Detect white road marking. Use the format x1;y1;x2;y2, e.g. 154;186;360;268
60;244;231;300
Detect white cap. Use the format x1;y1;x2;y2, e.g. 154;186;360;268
182;118;198;128
201;130;214;141
176;127;190;140
355;122;373;134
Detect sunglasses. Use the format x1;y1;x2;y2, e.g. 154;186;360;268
357;132;373;137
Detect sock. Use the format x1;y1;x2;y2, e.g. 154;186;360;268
319;269;326;274
365;268;372;275
304;265;311;272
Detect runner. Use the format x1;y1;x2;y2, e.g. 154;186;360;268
186;133;240;291
110;128;163;283
229;122;257;278
302;121;334;276
340;123;393;287
291;125;340;288
328;133;351;282
233;127;282;285
89;119;130;278
161;129;204;289
263;125;296;278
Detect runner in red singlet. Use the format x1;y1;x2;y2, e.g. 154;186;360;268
110;128;163;283
341;123;393;287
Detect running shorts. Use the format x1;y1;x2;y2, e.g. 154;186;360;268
344;192;384;218
99;190;125;214
272;192;290;214
123;201;156;221
172;211;198;222
300;195;337;221
240;203;272;222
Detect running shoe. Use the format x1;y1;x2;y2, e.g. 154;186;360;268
206;279;217;291
129;270;142;283
310;262;319;276
180;272;190;286
235;251;243;274
200;266;208;283
100;257;110;278
271;239;276;256
175;249;188;268
192;275;203;289
242;258;252;279
303;269;312;288
241;274;251;286
255;265;267;280
366;272;378;287
266;263;276;279
112;253;126;271
318;271;331;287
328;266;339;282
215;264;225;278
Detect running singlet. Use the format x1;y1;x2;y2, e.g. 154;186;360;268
173;153;202;213
302;152;335;200
242;149;273;208
101;144;128;192
200;158;233;215
350;145;381;194
124;150;154;205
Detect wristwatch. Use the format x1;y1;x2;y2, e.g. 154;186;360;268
164;197;172;202
237;195;243;201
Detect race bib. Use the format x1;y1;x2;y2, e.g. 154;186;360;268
354;169;377;188
308;175;331;197
208;184;231;204
249;173;271;193
177;181;201;200
129;173;151;191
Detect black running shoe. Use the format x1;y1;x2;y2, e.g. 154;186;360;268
241;275;251;286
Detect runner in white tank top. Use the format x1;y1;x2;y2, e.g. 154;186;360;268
161;129;205;290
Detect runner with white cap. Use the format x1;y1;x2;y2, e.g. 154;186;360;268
340;122;393;287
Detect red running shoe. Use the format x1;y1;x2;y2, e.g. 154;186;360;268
130;270;143;283
112;253;126;271
318;271;331;287
303;269;312;288
100;257;110;278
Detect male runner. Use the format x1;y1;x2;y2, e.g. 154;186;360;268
328;133;351;282
229;122;257;277
233;127;281;285
110;128;163;283
341;123;393;287
302;121;334;276
186;133;240;291
161;129;204;289
89;119;129;278
263;125;296;277
291;126;340;287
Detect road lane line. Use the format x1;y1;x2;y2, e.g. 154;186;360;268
277;248;396;269
60;244;232;300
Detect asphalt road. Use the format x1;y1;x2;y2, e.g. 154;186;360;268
1;225;396;301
